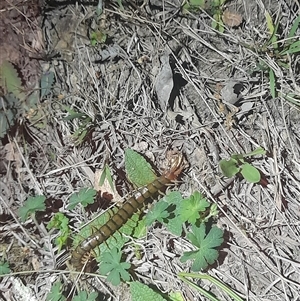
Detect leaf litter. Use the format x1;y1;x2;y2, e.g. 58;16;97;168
0;0;299;300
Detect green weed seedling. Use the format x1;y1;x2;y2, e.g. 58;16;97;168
46;281;98;301
99;247;131;286
145;190;223;270
67;187;97;210
252;13;300;100
183;0;227;33
99;163;115;192
90;31;107;46
219;147;266;183
47;212;70;251
63;106;94;145
0;261;10;275
46;281;66;301
18;195;46;222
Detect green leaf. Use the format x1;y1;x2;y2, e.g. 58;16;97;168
40;71;54;98
46;282;66;301
130;281;167;301
178;191;210;224
244;147;266;157
180;223;224;271
47;213;70;251
231;154;244;162
0;261;10;275
145;200;169;226
288;15;300;39
67;187;97;210
163;190;183;206
90;31;107;46
165;215;183;236
281;40;300;55
125;149;157;187
178;272;245;301
19;195;46;222
99;164;115;192
146;191;183;235
47;212;69;230
0;108;15;138
219;158;240;178
0;60;25;100
99;247;131;286
169;291;185;301
212;13;225;33
206;203;219;220
265;11;278;48
62;106;89;121
240;163;261;183
73;291;98;301
269;68;277;98
132;217;147;238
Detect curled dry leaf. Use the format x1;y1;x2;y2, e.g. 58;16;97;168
222;9;243;27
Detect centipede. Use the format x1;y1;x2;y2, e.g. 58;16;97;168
71;151;186;270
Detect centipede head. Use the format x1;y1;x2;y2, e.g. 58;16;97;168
164;150;187;179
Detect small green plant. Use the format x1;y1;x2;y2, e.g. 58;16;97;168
180;223;224;271
90;31;107;46
46;282;98;301
145;190;223;271
63;106;94;144
0;261;10;275
219;147;266;183
99;247;131;286
99;163;115;192
252;13;300;101
73;291;98;301
67;187;97;210
183;0;227;33
46;281;66;301
145;190;219;236
18;195;46;222
47;213;70;251
0;60;26;101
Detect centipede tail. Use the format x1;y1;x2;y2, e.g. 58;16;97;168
71;152;185;270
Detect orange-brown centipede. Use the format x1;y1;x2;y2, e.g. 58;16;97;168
71;152;186;270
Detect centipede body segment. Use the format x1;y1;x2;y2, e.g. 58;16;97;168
71;152;186;270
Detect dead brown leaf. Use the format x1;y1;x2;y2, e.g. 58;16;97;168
222;9;243;27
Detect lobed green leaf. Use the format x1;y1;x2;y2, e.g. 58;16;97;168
181;223;224;271
67;187;97;210
19;195;46;222
0;261;10;275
